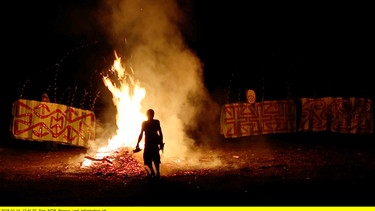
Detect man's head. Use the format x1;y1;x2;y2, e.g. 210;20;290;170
146;109;155;120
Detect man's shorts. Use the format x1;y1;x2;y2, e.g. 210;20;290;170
143;148;161;165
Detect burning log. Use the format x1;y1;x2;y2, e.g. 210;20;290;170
84;156;113;164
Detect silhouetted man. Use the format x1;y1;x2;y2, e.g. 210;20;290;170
136;109;164;179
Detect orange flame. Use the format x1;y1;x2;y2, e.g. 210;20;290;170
81;51;146;167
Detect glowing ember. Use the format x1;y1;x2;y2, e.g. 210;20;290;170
81;51;146;168
83;148;144;176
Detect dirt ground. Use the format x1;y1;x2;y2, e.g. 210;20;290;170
1;132;375;207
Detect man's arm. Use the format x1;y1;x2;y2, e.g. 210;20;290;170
136;122;144;148
158;122;164;150
159;128;163;142
136;133;142;147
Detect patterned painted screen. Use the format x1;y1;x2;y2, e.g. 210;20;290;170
11;99;95;148
221;100;297;138
299;97;373;134
221;97;373;138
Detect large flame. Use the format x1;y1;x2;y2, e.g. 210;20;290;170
81;51;146;167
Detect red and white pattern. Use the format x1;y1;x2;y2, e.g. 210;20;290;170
221;97;373;138
11;99;96;147
221;100;296;138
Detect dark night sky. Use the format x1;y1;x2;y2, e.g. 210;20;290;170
1;0;374;137
192;2;374;101
4;1;374;97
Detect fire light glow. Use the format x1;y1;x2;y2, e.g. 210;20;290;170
81;51;146;167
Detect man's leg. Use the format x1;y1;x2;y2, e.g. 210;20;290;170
144;165;152;176
144;151;155;177
155;162;160;178
147;164;155;176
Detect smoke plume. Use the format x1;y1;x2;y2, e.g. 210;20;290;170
94;0;223;169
